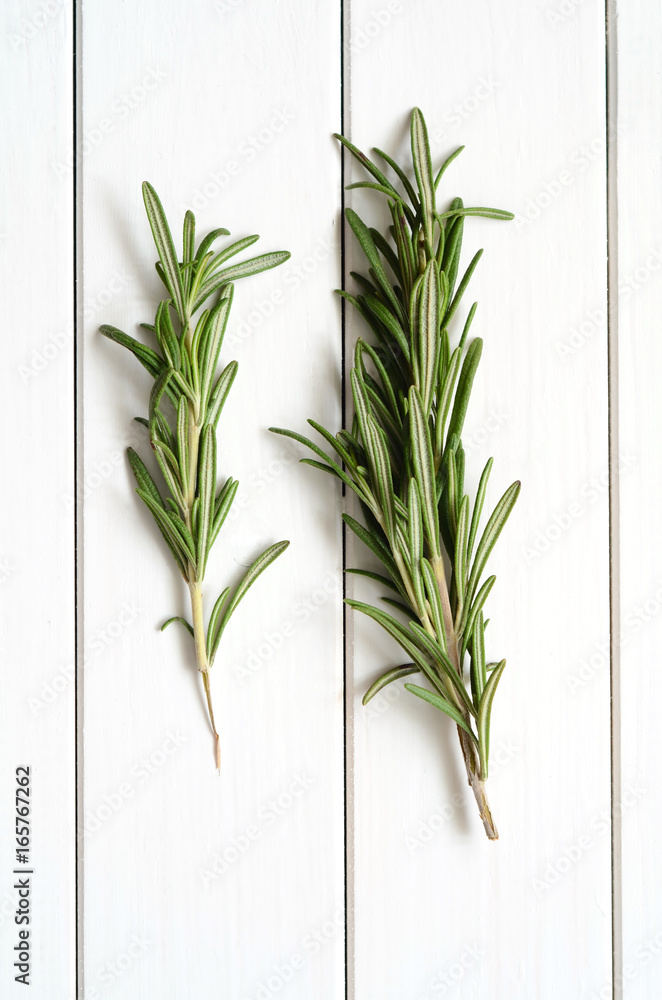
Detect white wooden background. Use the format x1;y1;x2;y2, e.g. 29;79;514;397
0;1;659;997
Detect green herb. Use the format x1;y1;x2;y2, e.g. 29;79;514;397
271;109;519;838
101;182;290;770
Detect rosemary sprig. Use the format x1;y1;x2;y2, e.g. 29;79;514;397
101;182;290;770
272;109;519;839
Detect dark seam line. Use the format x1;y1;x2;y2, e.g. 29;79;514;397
73;1;83;995
340;3;348;999
605;2;622;997
72;0;79;995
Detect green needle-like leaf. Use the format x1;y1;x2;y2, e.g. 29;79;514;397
193;251;290;310
433;145;465;189
346;567;400;593
477;659;507;778
470;610;487;707
207;360;238;429
127;447;165;510
467;457;493;561
193;226;231;265
206;587;231;660
345;209;405;322
447;337;483;443
209;478;239;549
199;290;233;411
204;234;260;272
468;481;521;604
342;514;401;585
182;211;196;295
404;683;477;741
409;387;440;561
407;622;476;718
101;182;290;771
142;182;186;322
411;107;436;246
210;541;290;662
278;109;517;836
363;663;420;705
135;488;190;576
436;206;515;222
346;599;446;697
99;324;175;396
162;616;194;637
373;145;420;210
333;132;397;192
460;573;496;655
196;424;216;579
418;259;440;413
454;494;470;618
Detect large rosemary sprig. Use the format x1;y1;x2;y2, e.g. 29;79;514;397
101;182;290;770
272;109;519;839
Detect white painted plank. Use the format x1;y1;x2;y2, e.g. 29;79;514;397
346;2;611;996
614;2;662;997
0;3;75;997
81;2;343;998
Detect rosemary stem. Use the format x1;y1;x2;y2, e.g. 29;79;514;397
432;557;497;838
458;726;498;840
186;400;200;510
431;555;460;672
188;578;220;771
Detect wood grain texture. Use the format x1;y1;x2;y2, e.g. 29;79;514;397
5;0;661;994
0;2;75;998
345;2;611;997
81;2;343;997
615;2;662;997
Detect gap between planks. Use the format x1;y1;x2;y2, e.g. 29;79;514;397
606;1;623;997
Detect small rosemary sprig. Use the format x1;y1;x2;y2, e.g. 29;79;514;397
101;182;290;770
272;109;519;839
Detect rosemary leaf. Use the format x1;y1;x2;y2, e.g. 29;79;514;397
102;184;290;769
278;108;519;839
